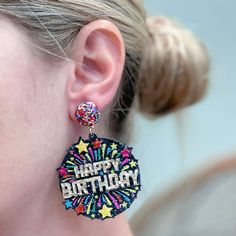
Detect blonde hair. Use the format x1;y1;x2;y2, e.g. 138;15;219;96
0;0;209;137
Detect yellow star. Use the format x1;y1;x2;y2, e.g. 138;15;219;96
121;202;128;208
75;138;89;154
111;143;117;150
99;204;113;219
91;214;96;219
130;160;137;168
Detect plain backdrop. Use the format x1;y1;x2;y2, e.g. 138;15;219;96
128;0;236;217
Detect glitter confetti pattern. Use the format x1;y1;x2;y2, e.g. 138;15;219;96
75;102;101;128
57;134;141;220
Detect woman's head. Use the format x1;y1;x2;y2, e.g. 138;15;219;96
0;0;149;137
0;0;209;136
0;0;209;226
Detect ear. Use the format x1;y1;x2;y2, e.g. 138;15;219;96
66;19;125;121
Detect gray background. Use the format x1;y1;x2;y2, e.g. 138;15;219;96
129;0;236;217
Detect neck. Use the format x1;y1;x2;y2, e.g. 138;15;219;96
0;173;132;236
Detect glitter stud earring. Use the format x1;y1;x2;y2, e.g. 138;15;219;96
57;101;141;220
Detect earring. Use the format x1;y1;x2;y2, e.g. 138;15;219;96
57;101;141;220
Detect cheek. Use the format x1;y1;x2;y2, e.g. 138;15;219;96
0;24;36;134
0;44;48;216
0;18;66;217
0;54;32;141
0;59;38;212
0;18;38;135
0;70;56;217
0;18;70;216
0;57;67;216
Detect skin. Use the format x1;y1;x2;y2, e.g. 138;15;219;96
0;15;133;236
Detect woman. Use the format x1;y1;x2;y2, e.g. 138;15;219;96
0;1;209;235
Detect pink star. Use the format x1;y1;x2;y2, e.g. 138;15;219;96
121;148;130;158
59;167;67;176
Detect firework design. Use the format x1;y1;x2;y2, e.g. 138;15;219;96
57;134;141;220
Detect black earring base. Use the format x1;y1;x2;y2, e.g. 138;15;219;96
57;133;141;220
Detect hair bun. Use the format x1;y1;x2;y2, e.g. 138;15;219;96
137;15;209;116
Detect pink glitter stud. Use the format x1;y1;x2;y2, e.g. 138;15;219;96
75;102;101;128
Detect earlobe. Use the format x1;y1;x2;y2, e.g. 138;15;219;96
66;19;125;119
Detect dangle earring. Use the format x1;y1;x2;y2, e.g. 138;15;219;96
57;102;141;220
